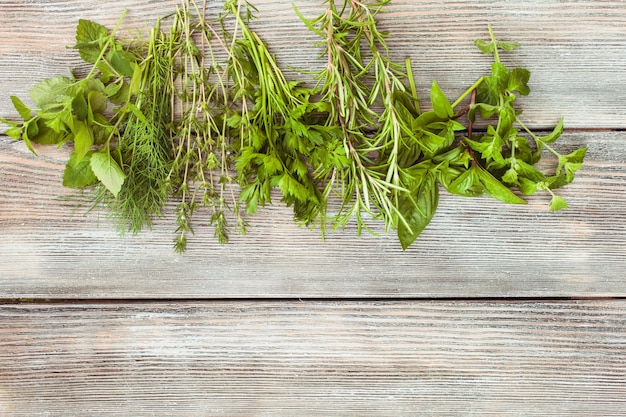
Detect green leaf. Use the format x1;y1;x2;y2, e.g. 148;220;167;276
477;63;510;105
518;177;538;195
468;103;499;122
474;39;495;55
110;50;135;77
30;119;64;145
430;81;454;118
475;166;527;204
63;151;97;188
498;40;521;52
10;96;32;120
129;63;143;95
262;154;283;176
90;151;125;197
109;82;130;105
103;81;123;98
397;173;438;250
88;90;108;115
557;147;587;183
21;124;37;154
538;118;564;144
447;166;485;197
508;68;531;96
4;126;22;139
72;93;89;121
73;120;94;161
74;19;109;63
465;126;505;163
30;76;75;109
549;195;569;212
502;167;519;185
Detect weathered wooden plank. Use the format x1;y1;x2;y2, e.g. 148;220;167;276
1;131;624;298
0;300;625;416
1;0;625;129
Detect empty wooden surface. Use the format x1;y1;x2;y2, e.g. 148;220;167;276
1;0;625;415
2;300;626;416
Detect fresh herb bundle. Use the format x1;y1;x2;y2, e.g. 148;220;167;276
0;0;586;252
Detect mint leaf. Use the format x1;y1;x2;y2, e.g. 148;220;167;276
549;195;569;212
30;76;75;109
497;40;521;52
538;118;565;144
477;63;510;105
72;93;89;121
63;151;97;188
474;39;495;55
508;68;530;96
4;126;22;139
73;120;94;161
10;96;32;120
110;50;135;77
90;151;125;197
74;19;109;63
557;147;587;183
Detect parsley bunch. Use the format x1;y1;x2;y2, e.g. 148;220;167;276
0;0;586;252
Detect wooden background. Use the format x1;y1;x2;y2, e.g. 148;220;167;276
1;0;625;415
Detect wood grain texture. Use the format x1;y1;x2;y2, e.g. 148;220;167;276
1;300;625;416
1;131;624;298
1;0;625;129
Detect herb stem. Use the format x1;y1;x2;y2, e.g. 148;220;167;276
452;76;484;109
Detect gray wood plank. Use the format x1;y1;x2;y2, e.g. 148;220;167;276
1;0;625;129
0;131;624;298
1;300;625;416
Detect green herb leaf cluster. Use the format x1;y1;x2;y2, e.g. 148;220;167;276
1;0;586;252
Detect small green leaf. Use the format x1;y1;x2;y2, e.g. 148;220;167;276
502;167;519;185
447;166;485;197
549;195;569;212
476;166;527;204
124;102;149;125
474;39;495;55
30;76;74;109
88;90;108;114
74;19;109;63
477;63;510;105
430;81;454;118
518;177;538;195
10;96;32;120
103;81;123;98
129;62;143;95
557;147;587;183
30;119;64;145
538;118;565;144
497;40;521;52
73;120;94;161
397;173;438;250
90;151;125;197
63;151;97;188
110;82;130;105
72;93;89;121
110;50;135;77
4;126;22;139
508;68;531;96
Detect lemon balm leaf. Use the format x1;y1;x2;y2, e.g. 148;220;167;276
90;151;125;197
